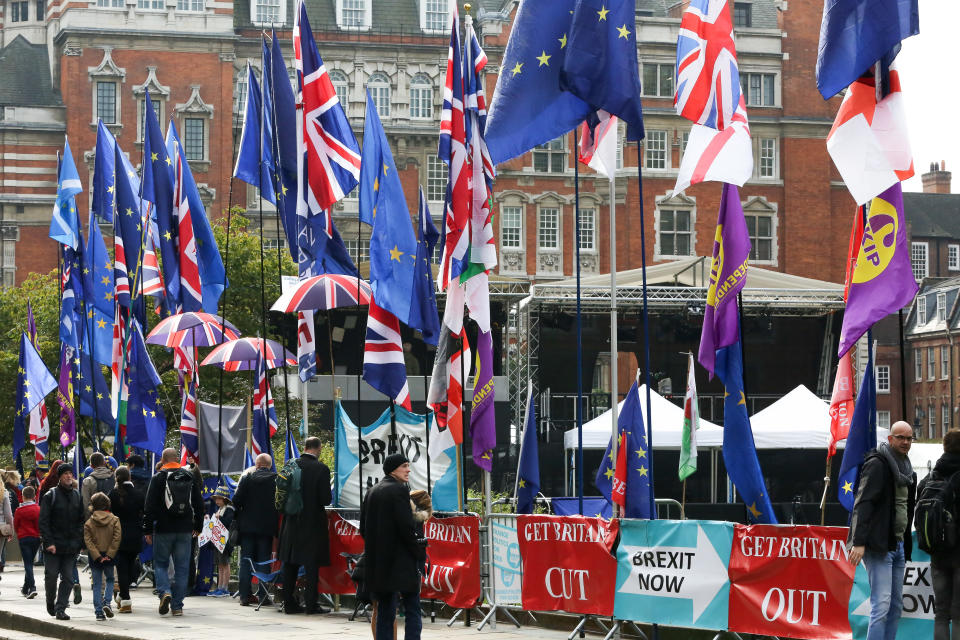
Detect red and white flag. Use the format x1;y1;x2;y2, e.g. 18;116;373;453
579;111;618;180
828;351;855;458
674;96;752;195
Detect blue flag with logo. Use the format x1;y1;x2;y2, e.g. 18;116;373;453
715;342;777;524
142;91;180;310
92;121;116;223
485;0;591;164
559;0;644;140
360;91;418;325
14;332;58;465
49;137;83;249
516;385;540;514
838;337;878;512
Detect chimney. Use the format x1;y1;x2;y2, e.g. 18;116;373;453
922;160;952;194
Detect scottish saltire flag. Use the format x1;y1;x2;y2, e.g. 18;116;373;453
362;299;411;410
124;321;166;456
285;427;300;464
81;213;115;367
14;332;58;466
485;0;590;164
470;330;495;471
427;328;470;443
57;344;77;448
26;305;50;461
596;381;654;518
679;353;699;481
92;121;117;223
698;183;750;377
360;92;418;325
839;340;878;511
167;122;226;314
579;111;618;179
826;66;914;206
142;91;181;310
838;184;918;356
49;137;82;249
716;343;776;524
179;373;199;465
515;382;539;514
234;63;273;200
675;0;741;130
674;96;752;195
252;351;278;464
816;0;919;99
268;31;300;260
560;0;645;140
408;188;441;346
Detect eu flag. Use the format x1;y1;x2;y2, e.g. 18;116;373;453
142;90;180;310
234;64;273;200
14;332;58;465
715;342;776;524
407;188;440;346
838;337;878;511
49;137;83;249
60;237;84;350
113;144;148;320
81;213;115;367
559;0;644;140
124;321;167;456
516;384;540;514
595;382;654;519
485;0;591;164
552;497;612;519
360;91;418;325
268;32;300;261
76;351;113;427
816;0;919;99
92;121;116;223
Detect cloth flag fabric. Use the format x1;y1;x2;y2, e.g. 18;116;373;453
675;0;741;130
485;0;591;164
251;351;278;464
679;353;699;481
60;239;84;350
179;373;199;466
674;96;752;195
816;0;919;100
470;330;496;471
578;111;618;179
267;31;300;261
716;343;776;524
826;67;914;206
595;381;654;519
837;183;918;357
828;351;855;459
234;63;272;199
26;305;50;461
559;0;644;140
170;132;203;312
57;343;77;448
297;310;317;383
285;427;300;464
123;322;167;456
76;346;113;426
112;144;153;322
408;188;441;346
14;333;58;465
92;121;116;223
362;299;411;410
49;137;82;249
81;213;115;367
515;383;540;514
427;328;470;444
360;91;418;325
838;340;878;511
698;183;750;377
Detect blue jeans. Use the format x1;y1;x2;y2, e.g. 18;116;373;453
375;591;421;640
90;561;115;615
153;533;191;612
18;537;40;592
864;540;906;640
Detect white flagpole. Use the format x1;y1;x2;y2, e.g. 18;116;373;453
609;172;619;514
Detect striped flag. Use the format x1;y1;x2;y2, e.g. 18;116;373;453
179;373;199;465
673;96;752;195
252;351;278;461
173;142;203;311
26;304;50;462
362;299;411;410
427;328;470;444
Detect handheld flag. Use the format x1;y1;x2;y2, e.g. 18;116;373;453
362;299;411;410
49;137;82;249
838;340;878;511
470;330;496;471
837;183;918;357
679;353;699;481
14;333;58;466
515;382;540;514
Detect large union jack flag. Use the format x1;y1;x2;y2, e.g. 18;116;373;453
179;374;199;465
173;144;203;311
675;0;741;131
362;299;411;410
252;351;278;459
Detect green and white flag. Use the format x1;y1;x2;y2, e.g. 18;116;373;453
679;353;699;481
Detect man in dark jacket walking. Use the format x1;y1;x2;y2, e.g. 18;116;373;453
278;437;331;614
39;464;84;620
849;421;917;640
143;448;204;617
360;453;423;640
920;429;960;640
233;453;279;606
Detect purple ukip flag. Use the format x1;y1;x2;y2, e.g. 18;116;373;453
698;183;751;377
57;344;76;447
470;330;496;471
837;182;918;357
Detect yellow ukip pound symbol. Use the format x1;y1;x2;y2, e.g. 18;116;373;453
705;224;725;307
852;196;899;284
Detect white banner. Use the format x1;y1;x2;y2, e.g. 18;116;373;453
490;515;523;606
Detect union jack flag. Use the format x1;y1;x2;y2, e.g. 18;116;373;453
675;0;741;131
252;351;278;459
179;373;199;465
464;18;497;273
141;221;165;299
173;144;203;311
362;299;411;410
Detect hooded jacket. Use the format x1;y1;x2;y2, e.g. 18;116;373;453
82;466;116;513
84;509;121;561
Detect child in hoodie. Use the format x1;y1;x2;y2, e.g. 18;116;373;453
13;485;40;597
83;492;121;621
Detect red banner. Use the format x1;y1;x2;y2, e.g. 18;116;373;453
517;515;619;616
420;515;482;609
317;512;365;594
728;524;855;640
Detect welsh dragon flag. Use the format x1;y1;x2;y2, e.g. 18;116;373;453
679;353;699;481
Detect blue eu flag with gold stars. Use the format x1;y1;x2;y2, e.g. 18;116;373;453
124;321;167;456
360;90;417;325
14;332;58;466
838;334;878;512
92;121;116;223
81;212;114;367
516;384;540;514
595;381;653;519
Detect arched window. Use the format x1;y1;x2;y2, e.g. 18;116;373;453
329;69;349;105
409;74;433;120
368;72;390;117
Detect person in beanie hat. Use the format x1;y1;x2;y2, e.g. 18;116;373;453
209;485;235;597
39;463;84;620
359;452;424;640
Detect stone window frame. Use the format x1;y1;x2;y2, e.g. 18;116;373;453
250;0;285;26
88;48;126;130
533;191;567;277
742;195;778;266
174;86;214;171
132;66;170;145
654;192;696;260
496;190;531;275
336;0;370;30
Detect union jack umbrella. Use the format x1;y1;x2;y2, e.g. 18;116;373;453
200;337;296;372
271;273;372;313
145;312;240;348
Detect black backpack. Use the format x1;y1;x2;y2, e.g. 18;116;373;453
94;474;115;496
916;470;960;554
163;468;195;519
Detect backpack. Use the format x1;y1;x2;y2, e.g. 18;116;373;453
163;468;195;519
94;474;115;496
916;470;960;554
275;459;303;516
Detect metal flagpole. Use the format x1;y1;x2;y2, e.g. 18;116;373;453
574;129;584;516
609;173;619;516
634;149;656;516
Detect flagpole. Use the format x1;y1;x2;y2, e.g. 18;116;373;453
574;128;584;516
424;370;431;494
608;172;619;517
457;333;465;513
634;148;656;520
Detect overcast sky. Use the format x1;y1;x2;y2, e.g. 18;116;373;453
896;0;959;193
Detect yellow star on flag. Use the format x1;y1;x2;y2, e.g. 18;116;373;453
85;385;92;393
151;152;158;161
636;448;646;459
389;245;404;261
518;479;526;488
511;62;523;76
106;185;115;194
373;176;379;191
165;157;172;166
22;380;30;387
383;163;390;173
842;481;853;494
23;391;31;399
536;51;551;67
101;276;110;285
604;467;615;480
126;208;134;217
96;318;107;329
558;33;567;48
738;391;746;406
637;466;648;477
281;184;288;196
597;4;609;20
164;231;172;241
747;502;762;519
617;24;630;39
96;393;103;400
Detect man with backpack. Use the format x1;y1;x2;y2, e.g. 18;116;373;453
278;437;331;614
38;464;84;620
143;447;204;617
918;429;960;640
848;421;917;640
82;453;116;515
233;453;279;606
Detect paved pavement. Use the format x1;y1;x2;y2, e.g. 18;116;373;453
0;561;577;640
